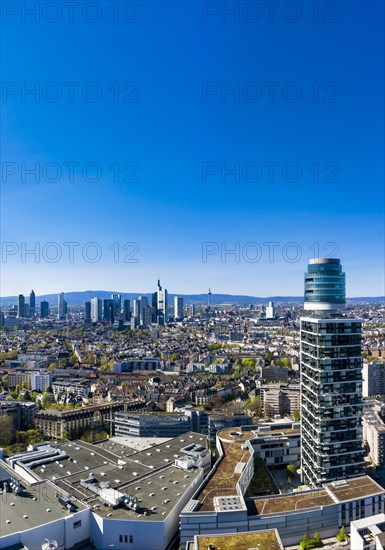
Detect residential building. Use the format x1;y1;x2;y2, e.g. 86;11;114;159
363;402;385;468
0;400;37;430
261;385;300;417
363;361;385;397
113;358;161;372
301;258;365;487
34;402;124;438
7;370;52;392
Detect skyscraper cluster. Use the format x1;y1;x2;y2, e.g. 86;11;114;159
86;280;183;328
16;290;36;319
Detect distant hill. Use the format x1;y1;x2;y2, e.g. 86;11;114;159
0;291;384;307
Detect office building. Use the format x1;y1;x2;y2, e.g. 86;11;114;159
91;297;102;322
40;300;49;318
174;295;184;320
136;295;150;327
152;279;168;325
17;294;25;318
29;289;35;316
300;258;365;487
265;301;275;319
58;292;67;320
103;299;114;323
84;301;91;323
123;298;131;322
111;293;121;316
114;412;192;438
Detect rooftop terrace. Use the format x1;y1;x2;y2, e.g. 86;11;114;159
252;476;384;516
199;441;251;511
194;529;283;550
253;489;334;515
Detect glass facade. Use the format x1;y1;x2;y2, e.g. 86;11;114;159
300;259;364;487
304;258;345;309
300;318;365;487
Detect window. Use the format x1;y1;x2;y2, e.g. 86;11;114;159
119;535;123;543
130;536;134;543
73;520;81;529
124;536;128;543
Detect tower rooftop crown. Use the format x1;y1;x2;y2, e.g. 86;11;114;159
304;257;345;311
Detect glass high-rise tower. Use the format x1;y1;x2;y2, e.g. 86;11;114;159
300;258;365;487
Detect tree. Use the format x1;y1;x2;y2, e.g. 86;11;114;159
336;526;347;542
0;415;16;446
211;396;225;409
242;358;256;369
277;358;291;368
21;380;28;390
41;392;54;408
287;463;297;476
16;429;43;446
314;532;320;544
244;396;261;417
293;410;301;421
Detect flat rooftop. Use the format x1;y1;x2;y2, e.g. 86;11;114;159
217;428;255;442
324;476;384;502
108;435;172;452
0;475;88;537
253;476;384;516
254;489;334;515
7;432;208;524
195;529;283;550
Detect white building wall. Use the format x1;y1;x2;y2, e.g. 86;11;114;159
0;509;90;550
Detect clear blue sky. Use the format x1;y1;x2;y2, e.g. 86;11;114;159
1;0;384;297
